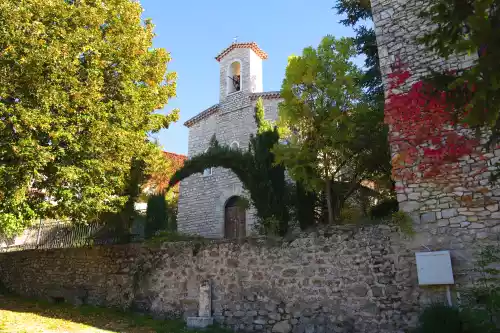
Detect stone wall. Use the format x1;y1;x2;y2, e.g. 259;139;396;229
371;0;500;235
0;225;491;333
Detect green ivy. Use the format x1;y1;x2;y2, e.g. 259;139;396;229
169;98;290;236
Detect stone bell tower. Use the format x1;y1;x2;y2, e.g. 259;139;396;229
215;42;267;102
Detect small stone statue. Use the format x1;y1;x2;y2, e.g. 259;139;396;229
198;280;211;318
186;280;214;329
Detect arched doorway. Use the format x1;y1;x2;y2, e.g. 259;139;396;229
224;196;246;239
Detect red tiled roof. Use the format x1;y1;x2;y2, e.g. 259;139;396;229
183;104;219;128
215;42;268;62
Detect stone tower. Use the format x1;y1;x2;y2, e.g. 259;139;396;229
371;0;500;239
216;42;266;102
177;42;281;238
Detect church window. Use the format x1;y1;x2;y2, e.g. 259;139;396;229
227;61;241;94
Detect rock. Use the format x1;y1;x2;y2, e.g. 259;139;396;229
442;208;458;218
486;204;499;212
491;212;500;218
469;223;485;229
226;259;239;268
273;320;292;333
254;318;267;325
351;284;368;297
420;212;436;223
305;324;315;333
408;193;420;200
476;232;489;239
400;201;420;212
269;313;282;321
485;219;500;227
371;286;384;297
265;303;277;312
449;216;466;224
437;219;449;227
397;194;407;202
234;311;245;317
282;268;298;277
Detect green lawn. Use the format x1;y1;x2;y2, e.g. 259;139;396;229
0;295;226;333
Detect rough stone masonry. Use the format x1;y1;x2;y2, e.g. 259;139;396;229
0;224;495;333
371;0;500;236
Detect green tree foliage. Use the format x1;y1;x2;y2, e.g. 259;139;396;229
419;0;500;145
145;193;168;239
275;36;391;224
334;0;384;103
0;0;178;236
169;99;290;236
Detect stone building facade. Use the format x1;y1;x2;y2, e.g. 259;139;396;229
177;42;282;238
371;0;500;238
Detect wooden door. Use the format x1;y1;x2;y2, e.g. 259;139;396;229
224;197;246;239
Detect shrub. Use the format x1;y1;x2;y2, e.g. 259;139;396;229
391;211;415;236
339;205;363;224
415;304;468;333
146;230;205;246
461;245;500;332
369;198;399;219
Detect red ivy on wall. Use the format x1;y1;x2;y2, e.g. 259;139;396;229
385;62;479;182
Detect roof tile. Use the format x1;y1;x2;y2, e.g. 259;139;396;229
215;42;268;62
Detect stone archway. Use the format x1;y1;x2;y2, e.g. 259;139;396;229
224;196;246;239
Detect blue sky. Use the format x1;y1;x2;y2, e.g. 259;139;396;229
140;0;358;155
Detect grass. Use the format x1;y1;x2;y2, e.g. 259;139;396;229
0;294;227;333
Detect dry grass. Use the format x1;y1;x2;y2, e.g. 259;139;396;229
0;295;226;333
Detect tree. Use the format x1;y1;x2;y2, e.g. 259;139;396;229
419;0;500;146
169;98;290;236
274;36;390;224
145;193;168;238
0;0;179;236
334;0;384;104
144;151;187;195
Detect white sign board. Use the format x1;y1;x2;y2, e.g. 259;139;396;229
415;251;454;285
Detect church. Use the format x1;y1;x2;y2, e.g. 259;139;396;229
177;42;282;239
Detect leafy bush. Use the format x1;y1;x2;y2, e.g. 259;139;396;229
339;205;363;224
146;230;205;246
391;211;415;236
461;245;500;333
370;198;399;219
415;304;468;333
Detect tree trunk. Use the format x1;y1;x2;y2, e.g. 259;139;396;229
325;180;335;225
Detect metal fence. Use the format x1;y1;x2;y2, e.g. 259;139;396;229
0;220;103;253
0;219;146;253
